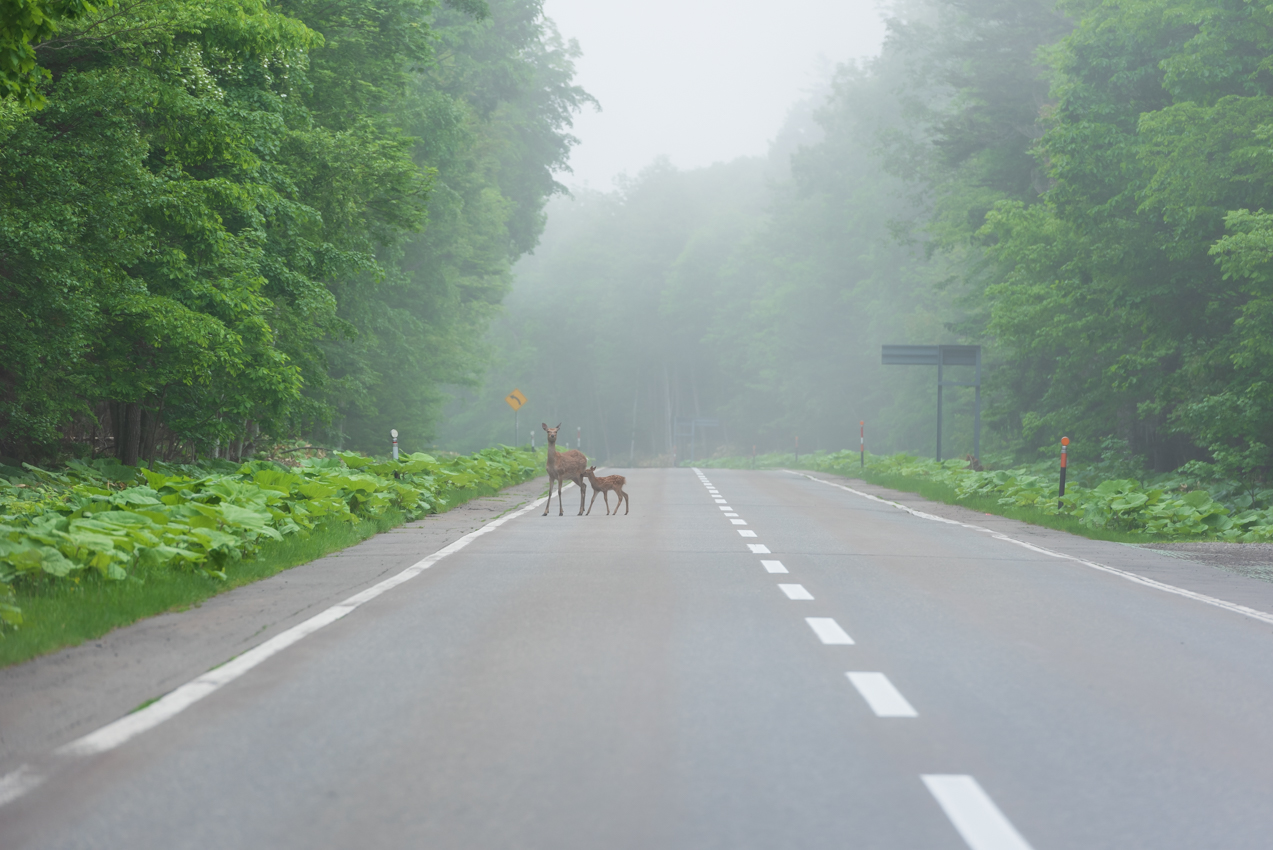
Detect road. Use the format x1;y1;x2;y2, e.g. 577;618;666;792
3;467;1273;849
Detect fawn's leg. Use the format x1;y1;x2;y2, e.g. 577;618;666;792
617;486;628;515
587;487;599;515
602;490;611;514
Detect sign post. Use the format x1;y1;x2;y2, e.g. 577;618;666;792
391;428;399;461
505;389;527;447
881;345;981;462
1058;436;1069;508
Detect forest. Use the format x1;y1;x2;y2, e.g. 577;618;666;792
1;0;590;464
5;0;1273;492
438;0;1273;494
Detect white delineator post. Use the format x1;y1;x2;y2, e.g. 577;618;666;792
391;429;399;460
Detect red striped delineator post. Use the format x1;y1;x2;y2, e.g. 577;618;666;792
1058;436;1069;509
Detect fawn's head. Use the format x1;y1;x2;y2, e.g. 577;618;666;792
584;465;597;475
541;422;561;445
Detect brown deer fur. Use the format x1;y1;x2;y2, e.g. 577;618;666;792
582;466;629;516
542;423;588;516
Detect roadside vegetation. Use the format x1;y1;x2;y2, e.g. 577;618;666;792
694;450;1273;544
0;446;541;663
441;0;1273;509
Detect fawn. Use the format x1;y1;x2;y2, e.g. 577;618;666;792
582;466;629;515
542;423;588;516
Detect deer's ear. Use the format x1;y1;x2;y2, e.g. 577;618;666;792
541;423;548;431
556;422;561;429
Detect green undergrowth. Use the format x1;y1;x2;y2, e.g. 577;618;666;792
693;450;1273;543
0;446;542;664
0;509;403;668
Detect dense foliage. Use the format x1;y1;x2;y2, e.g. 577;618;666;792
0;0;591;464
439;0;1273;495
0;445;541;627
695;450;1273;541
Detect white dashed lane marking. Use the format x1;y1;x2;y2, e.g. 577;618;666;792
846;672;917;717
779;584;813;600
805;617;854;645
761;560;788;574
738;530;757;538
922;775;1034;850
747;544;771;554
714;499;727;504
730;519;747;525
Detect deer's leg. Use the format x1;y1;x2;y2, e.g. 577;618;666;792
587;487;599;515
542;475;552;515
577;476;586;515
558;478;565;515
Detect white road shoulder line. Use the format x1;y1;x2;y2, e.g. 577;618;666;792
761;559;788;574
54;488;557;761
791;471;1273;627
0;765;43;807
806;616;854;644
846;672;917;717
779;583;813;600
922;775;1033;850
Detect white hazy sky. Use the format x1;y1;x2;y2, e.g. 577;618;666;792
542;0;890;189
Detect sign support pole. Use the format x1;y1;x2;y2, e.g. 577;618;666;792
936;358;944;462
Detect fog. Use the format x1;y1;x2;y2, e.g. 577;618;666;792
544;0;888;187
438;0;1243;473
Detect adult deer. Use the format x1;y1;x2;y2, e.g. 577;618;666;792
542;422;588;516
582;466;629;515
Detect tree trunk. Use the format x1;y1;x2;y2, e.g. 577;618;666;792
119;402;142;467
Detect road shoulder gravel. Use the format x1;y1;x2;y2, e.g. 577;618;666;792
0;476;550;776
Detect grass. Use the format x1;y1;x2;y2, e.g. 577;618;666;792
1;478;539;669
696;452;1159;545
844;467;1151;544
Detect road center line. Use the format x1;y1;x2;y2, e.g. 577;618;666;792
846;672;917;717
748;543;772;554
922;775;1034;850
52;487;560;763
779;583;813;600
806;617;854;644
761;559;788;573
738;529;757;537
791;471;1273;627
730;519;747;525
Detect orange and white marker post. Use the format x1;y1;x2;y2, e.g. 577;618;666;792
1058;436;1069;508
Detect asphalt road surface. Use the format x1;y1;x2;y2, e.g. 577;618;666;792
4;468;1273;849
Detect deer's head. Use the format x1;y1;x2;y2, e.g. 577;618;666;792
542;422;561;444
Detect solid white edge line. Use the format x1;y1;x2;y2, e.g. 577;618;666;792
922;774;1033;850
846;671;917;717
0;765;43;807
53;486;561;761
791;471;1273;627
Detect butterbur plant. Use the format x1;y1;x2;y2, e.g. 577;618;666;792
0;446;540;632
